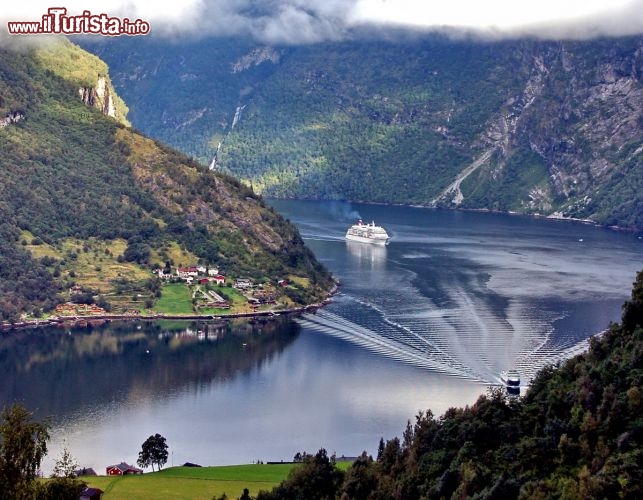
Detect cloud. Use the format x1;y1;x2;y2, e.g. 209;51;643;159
1;0;642;45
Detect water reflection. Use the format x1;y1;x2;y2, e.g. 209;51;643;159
0;317;298;424
346;240;387;269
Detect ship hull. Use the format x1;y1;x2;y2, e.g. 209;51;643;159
345;233;388;245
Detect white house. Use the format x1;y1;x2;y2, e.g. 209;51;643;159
234;278;253;290
157;269;172;280
177;266;198;278
208;268;219;276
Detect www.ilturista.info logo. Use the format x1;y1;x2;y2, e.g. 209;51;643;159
7;7;150;36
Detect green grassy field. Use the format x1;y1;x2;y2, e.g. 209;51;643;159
83;462;354;499
85;464;294;499
154;283;194;314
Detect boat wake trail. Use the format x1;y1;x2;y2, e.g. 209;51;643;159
297;309;476;380
297;283;592;386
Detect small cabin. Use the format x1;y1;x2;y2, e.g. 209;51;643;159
74;467;97;477
106;462;143;476
80;487;103;500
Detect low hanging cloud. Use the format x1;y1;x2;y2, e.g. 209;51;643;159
1;0;643;46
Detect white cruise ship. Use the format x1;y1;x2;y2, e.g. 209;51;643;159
345;219;389;245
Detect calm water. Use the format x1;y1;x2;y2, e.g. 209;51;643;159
1;201;640;473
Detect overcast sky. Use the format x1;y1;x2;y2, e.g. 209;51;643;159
2;0;643;44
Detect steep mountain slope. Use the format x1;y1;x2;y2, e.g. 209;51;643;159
0;39;332;322
83;35;643;229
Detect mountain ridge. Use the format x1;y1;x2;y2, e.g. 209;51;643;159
82;34;643;230
0;38;333;323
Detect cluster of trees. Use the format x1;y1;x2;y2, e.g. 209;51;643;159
137;434;168;472
0;221;61;322
248;270;643;499
461;147;552;213
0;403;171;499
0;405;86;499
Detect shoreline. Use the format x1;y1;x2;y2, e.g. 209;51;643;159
0;284;339;332
269;197;642;234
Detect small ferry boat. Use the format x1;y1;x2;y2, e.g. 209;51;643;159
345;219;389;245
500;369;521;395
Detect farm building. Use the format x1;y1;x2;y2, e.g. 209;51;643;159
106;462;143;475
80;487;103;500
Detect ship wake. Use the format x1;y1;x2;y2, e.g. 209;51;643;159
297;286;593;386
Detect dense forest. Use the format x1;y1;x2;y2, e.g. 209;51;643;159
254;271;643;499
84;34;643;230
0;39;332;323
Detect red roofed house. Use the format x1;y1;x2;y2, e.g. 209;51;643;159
214;275;226;285
106;462;143;475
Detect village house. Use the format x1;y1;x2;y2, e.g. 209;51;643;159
106;462;143;475
234;278;253;290
54;303;106;316
196;265;207;274
207;267;220;276
157;268;172;280
252;289;278;303
74;467;97;477
177;266;199;278
213;274;226;285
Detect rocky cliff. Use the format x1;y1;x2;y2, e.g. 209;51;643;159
452;39;643;227
79;75;116;119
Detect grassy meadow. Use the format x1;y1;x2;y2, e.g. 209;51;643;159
84;464;298;499
153;283;194;314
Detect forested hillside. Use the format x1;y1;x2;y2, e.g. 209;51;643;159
255;270;643;499
0;39;332;323
83;34;643;230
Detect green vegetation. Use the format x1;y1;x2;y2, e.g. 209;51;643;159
84;35;643;230
84;465;297;499
0;404;50;498
462;147;551;212
154;283;194;314
0;38;333;323
137;434;169;472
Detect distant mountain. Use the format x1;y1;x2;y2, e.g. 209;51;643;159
82;35;643;229
0;39;332;323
